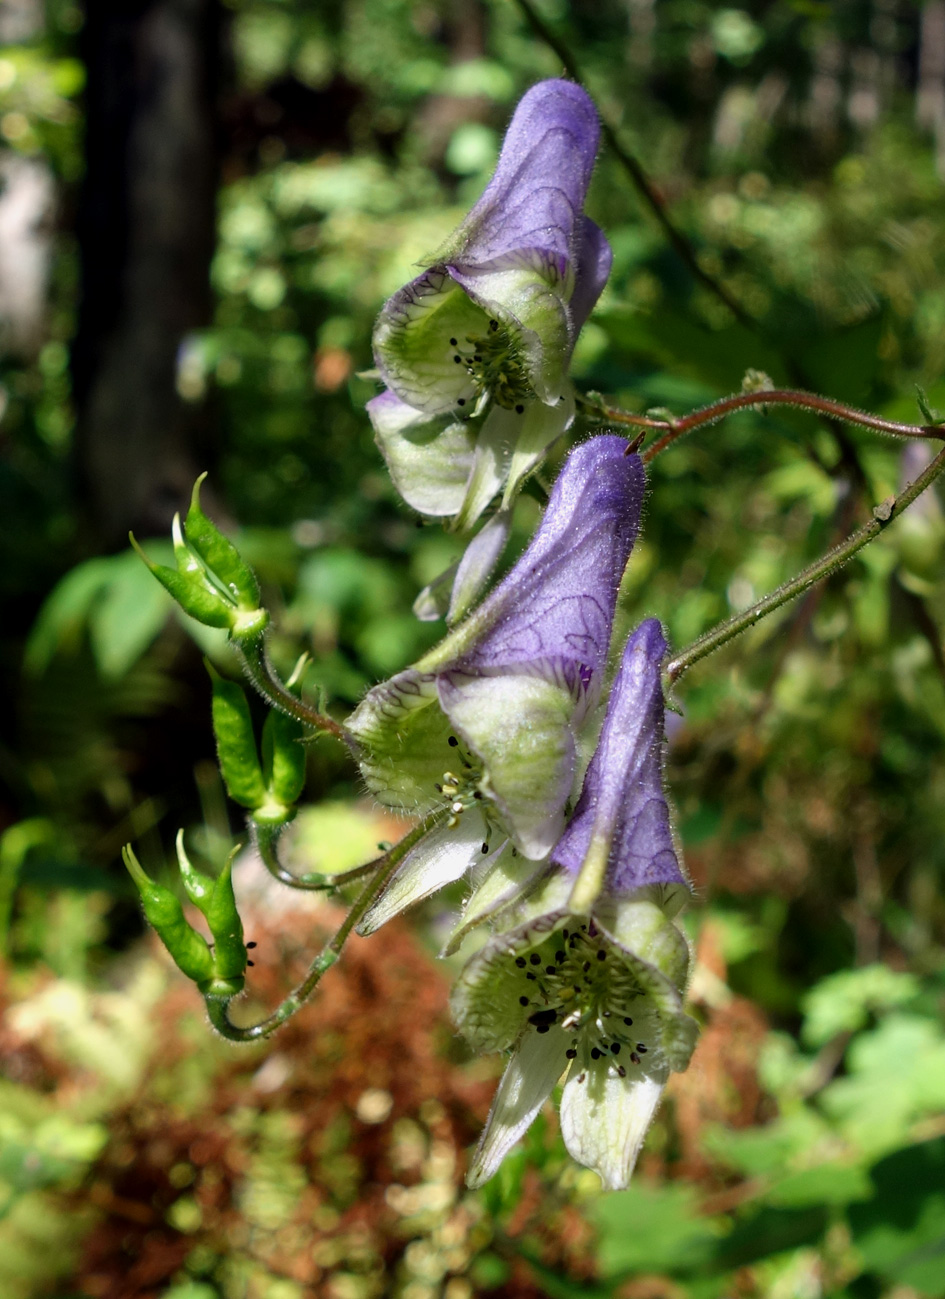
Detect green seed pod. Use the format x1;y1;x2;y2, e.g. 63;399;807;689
122;845;214;984
205;851;247;987
131;541;235;629
185;474;261;611
209;668;267;809
175;829;216;914
261;708;307;808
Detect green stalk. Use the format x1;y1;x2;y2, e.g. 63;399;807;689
253;820;381;892
666;441;945;686
236;636;347;742
576;389;945;458
204;817;435;1041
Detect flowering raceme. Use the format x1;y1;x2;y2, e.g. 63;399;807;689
342;436;644;933
368;79;611;570
451;620;699;1190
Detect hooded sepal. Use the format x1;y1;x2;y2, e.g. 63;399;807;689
555;619;688;904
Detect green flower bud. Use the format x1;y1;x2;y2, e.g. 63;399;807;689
122;845;214;984
209;667;268;809
204;851;246;989
175;833;247;997
132;531;236;629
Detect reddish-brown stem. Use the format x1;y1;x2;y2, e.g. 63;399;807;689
617;390;945;462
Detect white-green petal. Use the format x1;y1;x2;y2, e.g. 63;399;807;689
358;809;489;935
441;840;540;956
451;261;572;404
450;903;567;1052
596;918;698;1072
446;509;512;625
560;1062;667;1191
368;390;477;517
502;388;574;508
596;897;693;996
438;671;576;859
451;407;519;534
466;1029;567;1189
413;559;459;622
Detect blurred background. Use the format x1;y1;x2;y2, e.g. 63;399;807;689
2;1;945;1295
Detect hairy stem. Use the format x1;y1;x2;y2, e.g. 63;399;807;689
578;389;945;460
666;441;945;686
205;817;436;1041
236;637;347;741
253;820;382;892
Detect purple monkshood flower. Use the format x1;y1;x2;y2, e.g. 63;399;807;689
450;619;697;1190
367;79;611;605
552;619;687;892
343;436;644;934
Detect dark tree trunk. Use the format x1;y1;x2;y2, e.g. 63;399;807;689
73;0;221;548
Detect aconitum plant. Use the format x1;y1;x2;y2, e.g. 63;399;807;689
128;78;945;1190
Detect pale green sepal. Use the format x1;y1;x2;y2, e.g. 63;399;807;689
441;841;541;957
466;1028;566;1189
560;1065;667;1191
358;810;489;935
344;670;449;814
438;672;576;859
595;895;692;995
450;407;517;534
413;561;459;622
502;388;575;508
374;271;487;414
450;902;569;1053
454;263;571;404
369;394;477;517
446;509;512;625
596;925;698;1073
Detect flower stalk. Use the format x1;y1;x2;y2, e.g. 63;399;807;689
577;388;945;460
666;439;945;686
204;816;437;1042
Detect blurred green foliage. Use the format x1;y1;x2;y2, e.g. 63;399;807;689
2;0;945;1295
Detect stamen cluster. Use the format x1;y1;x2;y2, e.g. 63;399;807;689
510;922;655;1082
448;319;533;412
435;734;486;832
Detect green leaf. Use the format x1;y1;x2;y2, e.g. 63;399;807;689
802;964;920;1048
766;1163;872;1208
711;1205;829;1272
88;549;176;679
593;1181;720;1277
849;1138;945;1296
